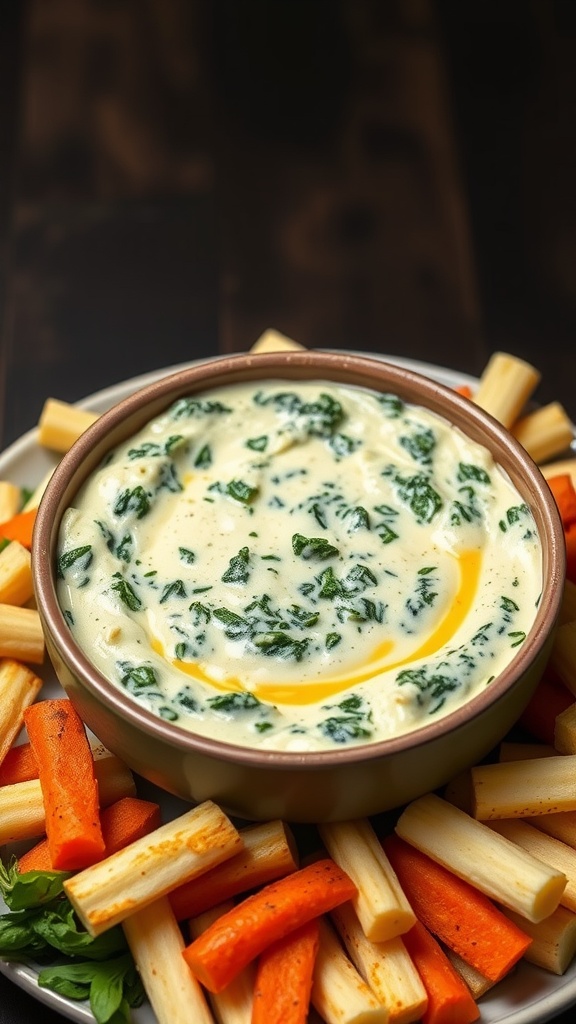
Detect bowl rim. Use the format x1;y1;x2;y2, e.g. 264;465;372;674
32;349;567;768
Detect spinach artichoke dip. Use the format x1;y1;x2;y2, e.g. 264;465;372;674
56;380;542;752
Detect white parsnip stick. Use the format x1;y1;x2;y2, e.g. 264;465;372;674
0;659;43;765
311;918;388;1024
64;801;242;935
319;818;415;942
471;754;576;818
472;351;541;428
502;903;576;975
395;793;567;922
250;328;306;353
489;818;576;913
38;398;99;453
0;541;34;606
0;604;45;664
511;401;574;464
0;481;21;524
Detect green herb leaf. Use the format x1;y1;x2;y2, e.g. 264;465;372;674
221;546;251;584
56;545;93;579
292;534;340;560
110;573;142;611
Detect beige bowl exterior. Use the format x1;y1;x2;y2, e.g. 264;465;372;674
33;351;566;822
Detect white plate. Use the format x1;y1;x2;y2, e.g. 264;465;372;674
1;353;574;1024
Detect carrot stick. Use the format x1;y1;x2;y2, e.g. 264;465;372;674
402;920;480;1024
252;917;320;1024
383;835;532;983
182;857;357;993
547;474;576;531
454;384;473;399
0;508;37;549
518;670;574;745
23;699;105;871
0;741;39;786
18;795;162;873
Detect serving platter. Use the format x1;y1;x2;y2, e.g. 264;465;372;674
1;352;575;1024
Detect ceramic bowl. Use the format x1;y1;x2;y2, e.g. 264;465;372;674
32;350;566;823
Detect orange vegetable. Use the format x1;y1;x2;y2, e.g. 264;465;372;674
0;740;39;787
0;508;37;549
547;474;576;531
566;522;576;585
252;917;320;1024
454;384;473;399
518;669;574;745
18;795;162;873
182;857;357;993
383;835;532;983
23;699;105;871
402;920;480;1024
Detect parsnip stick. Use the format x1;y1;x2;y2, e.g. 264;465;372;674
559;578;576;626
64;801;242;936
511;402;574;464
489;818;576;912
395;793;566;923
123;895;214;1024
250;328;306;353
170;818;298;920
319;818;415;942
0;482;21;524
528;810;576;849
548;621;576;697
0;541;33;606
37;398;99;453
331;901;427;1024
555;702;576;754
0;604;44;663
499;741;557;761
311;917;388;1024
189;901;255;1024
441;948;494;999
471;755;576;818
502;904;576;975
472;351;541;428
542;458;576;491
0;659;42;766
0;749;135;843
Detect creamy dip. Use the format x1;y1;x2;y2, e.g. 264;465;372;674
56;380;542;752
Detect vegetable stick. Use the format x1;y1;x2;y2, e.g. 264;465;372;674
0;659;43;767
0;749;135;844
548;621;576;697
64;800;241;936
251;917;320;1024
0;508;37;549
169;818;298;920
0;481;21;524
502;903;576;975
441;950;494;1000
566;522;576;584
471;754;576;819
489;818;576;913
318;818;416;942
0;739;39;786
401;920;480;1024
517;670;574;744
18;794;162;872
559;577;576;626
472;351;541;428
498;741;557;761
542;457;576;489
250;328;305;353
24;698;105;871
189;901;256;1024
122;895;214;1024
395;793;566;922
0;541;33;605
383;834;532;982
0;604;44;664
311;917;388;1024
555;702;576;753
37;398;99;453
331;900;427;1024
547;474;576;530
527;810;576;849
182;858;357;993
454;384;473;398
511;402;575;464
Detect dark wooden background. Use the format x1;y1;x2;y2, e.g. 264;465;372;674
1;1;576;1021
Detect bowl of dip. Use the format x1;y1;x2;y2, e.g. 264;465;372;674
33;350;565;822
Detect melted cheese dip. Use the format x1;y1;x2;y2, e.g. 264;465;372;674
57;380;542;751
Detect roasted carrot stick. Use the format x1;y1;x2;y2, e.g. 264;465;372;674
23;698;105;871
402;920;480;1024
18;795;162;873
518;670;574;745
383;835;532;983
252;917;320;1024
547;474;576;530
0;508;37;549
0;741;40;786
182;857;357;993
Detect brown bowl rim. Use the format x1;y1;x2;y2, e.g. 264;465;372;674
32;350;566;769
